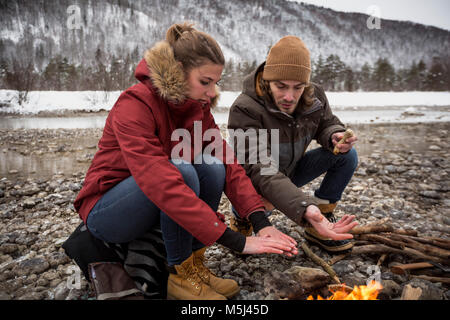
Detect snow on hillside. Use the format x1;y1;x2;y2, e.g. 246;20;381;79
1;0;449;71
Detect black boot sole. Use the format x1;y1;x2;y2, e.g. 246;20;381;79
303;232;354;254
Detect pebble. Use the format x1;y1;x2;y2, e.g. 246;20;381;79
420;191;441;199
13;257;50;276
333;261;356;274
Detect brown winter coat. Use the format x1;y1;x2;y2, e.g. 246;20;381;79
227;62;345;225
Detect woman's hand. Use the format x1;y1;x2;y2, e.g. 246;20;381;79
304;205;358;240
257;226;298;257
242;233;298;256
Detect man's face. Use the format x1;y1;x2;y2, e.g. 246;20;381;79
269;80;306;115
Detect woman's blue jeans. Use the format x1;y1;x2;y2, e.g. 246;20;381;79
86;155;226;266
232;147;358;218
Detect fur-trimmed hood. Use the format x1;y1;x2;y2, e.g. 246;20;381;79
135;41;219;108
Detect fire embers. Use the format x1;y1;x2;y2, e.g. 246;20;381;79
307;280;383;300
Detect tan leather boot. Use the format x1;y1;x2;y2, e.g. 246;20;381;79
167;254;226;300
193;247;240;298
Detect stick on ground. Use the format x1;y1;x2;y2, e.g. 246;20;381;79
410;275;450;285
300;242;341;284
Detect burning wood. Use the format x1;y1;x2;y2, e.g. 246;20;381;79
297;217;449;300
307;280;383;300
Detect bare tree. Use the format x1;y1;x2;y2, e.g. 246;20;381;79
5;59;37;106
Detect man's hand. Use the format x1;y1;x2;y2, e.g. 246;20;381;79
257;226;298;257
304;205;358;240
331;131;358;154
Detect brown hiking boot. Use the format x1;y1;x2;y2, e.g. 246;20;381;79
193;247;240;298
304;202;353;254
166;254;226;300
229;216;253;237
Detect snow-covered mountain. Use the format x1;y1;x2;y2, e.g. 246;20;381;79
1;0;449;71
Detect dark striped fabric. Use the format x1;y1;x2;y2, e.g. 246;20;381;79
63;222;168;299
103;228;168;299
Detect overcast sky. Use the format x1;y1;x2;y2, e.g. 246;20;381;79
292;0;450;31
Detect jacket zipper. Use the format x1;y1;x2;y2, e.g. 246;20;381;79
287;120;298;170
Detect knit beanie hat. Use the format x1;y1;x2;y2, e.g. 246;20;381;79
263;36;311;83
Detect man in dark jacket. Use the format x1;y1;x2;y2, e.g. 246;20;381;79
227;36;359;253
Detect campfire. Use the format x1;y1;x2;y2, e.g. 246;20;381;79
298;216;450;300
307;280;383;300
265;217;449;301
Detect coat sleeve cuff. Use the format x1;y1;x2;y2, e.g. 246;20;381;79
248;211;272;234
215;228;246;253
293;197;320;226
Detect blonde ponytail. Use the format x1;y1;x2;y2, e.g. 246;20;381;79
165;22;196;46
165;22;224;72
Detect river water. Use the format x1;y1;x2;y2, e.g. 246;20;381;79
0;108;448;179
0;106;449;129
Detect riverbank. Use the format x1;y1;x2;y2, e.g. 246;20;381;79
0;122;449;300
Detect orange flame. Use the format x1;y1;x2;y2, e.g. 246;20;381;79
307;280;383;300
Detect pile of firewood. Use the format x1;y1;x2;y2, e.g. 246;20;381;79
326;217;450;284
298;217;449;299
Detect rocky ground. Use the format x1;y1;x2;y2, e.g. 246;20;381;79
0;122;449;300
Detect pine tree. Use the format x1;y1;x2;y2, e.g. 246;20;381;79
403;60;427;91
404;61;419;91
94;47;112;91
372;58;396;91
43;56;62;90
319;54;346;91
395;67;409;91
343;67;355;92
444;59;450;91
73;65;85;90
426;57;446;91
110;55;129;90
59;57;76;90
241;60;257;76
358;63;373;91
123;52;135;88
416;60;427;90
221;59;234;91
0;59;7;88
311;55;325;87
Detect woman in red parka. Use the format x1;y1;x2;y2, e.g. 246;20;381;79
73;22;298;300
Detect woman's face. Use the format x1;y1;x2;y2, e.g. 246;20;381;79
186;63;223;105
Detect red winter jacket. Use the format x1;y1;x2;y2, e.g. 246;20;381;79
74;41;264;246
